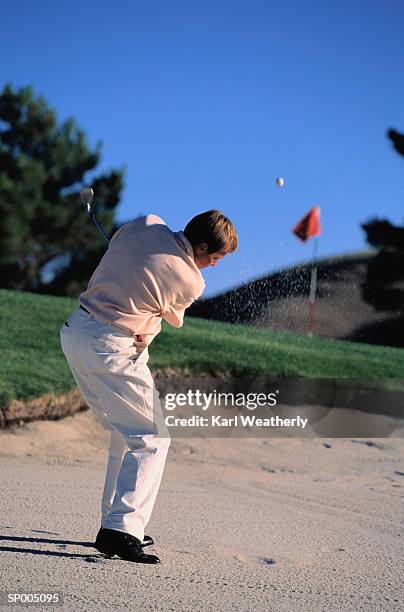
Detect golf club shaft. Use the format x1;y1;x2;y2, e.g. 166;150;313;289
90;211;110;245
80;187;110;245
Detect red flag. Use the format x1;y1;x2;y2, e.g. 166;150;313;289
292;206;321;242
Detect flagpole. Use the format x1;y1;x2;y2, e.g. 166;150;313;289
292;205;321;337
308;237;319;337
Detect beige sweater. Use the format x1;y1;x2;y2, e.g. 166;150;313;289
79;214;205;344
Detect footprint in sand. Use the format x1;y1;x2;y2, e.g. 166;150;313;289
232;552;276;566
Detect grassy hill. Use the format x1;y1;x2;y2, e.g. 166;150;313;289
0;289;403;407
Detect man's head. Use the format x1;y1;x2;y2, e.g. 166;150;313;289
184;210;238;270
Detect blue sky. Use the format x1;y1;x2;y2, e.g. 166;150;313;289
2;0;404;296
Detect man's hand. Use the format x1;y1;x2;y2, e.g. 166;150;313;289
135;334;147;343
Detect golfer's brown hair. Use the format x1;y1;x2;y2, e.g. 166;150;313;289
184;210;238;254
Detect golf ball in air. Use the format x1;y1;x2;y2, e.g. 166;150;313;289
276;177;285;187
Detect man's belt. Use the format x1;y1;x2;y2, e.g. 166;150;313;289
78;304;140;340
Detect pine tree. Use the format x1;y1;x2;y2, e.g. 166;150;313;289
0;83;125;296
361;129;404;314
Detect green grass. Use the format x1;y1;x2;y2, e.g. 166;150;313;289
0;288;403;406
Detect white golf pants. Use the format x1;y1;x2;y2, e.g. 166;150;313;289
60;306;170;542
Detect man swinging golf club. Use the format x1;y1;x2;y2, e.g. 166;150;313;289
60;191;238;564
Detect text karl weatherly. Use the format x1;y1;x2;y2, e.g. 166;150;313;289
165;415;309;428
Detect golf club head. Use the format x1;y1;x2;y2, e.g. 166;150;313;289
80;187;94;212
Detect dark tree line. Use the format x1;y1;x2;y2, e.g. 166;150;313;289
361;129;404;315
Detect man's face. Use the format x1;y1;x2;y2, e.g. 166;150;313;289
193;244;230;269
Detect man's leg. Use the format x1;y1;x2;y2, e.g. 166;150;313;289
59;328;125;526
60;313;170;544
57;343;154;541
102;429;170;541
101;430;128;526
90;364;170;543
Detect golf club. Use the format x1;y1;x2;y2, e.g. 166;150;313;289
80;186;110;245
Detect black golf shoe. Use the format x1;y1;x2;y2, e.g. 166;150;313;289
95;527;154;549
94;528;160;564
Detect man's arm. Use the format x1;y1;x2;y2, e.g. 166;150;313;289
161;298;196;328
